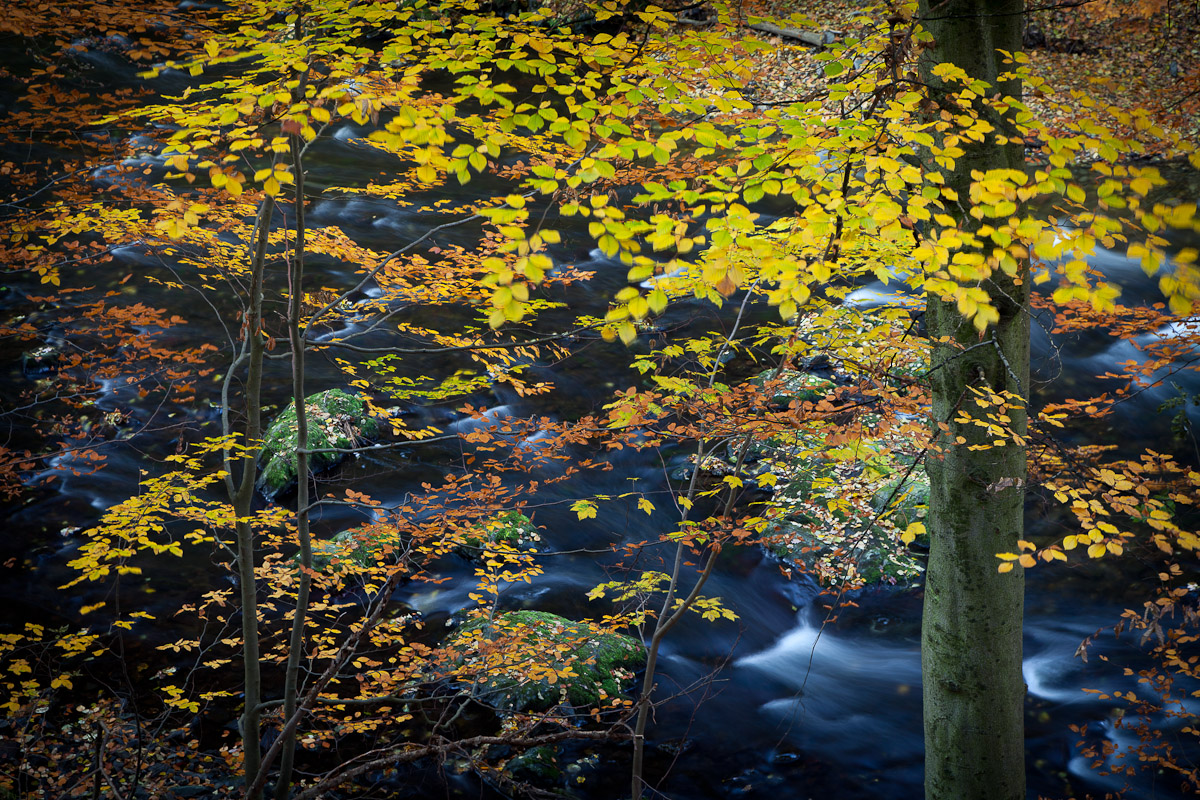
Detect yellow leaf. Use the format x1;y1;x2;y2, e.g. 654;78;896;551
415;164;438;184
973;304;999;332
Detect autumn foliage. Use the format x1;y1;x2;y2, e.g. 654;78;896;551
1;0;1199;797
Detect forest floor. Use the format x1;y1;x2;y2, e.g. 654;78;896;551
688;0;1200;153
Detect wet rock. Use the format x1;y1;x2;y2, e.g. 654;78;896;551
308;523;401;572
506;745;563;782
872;465;930;531
448;610;643;713
749;368;835;406
257;389;380;501
22;343;60;375
458;510;540;558
764;441;927;586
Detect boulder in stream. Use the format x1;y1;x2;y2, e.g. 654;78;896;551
459;510;540;557
22;342;61;375
749;368;835;405
763;431;927;586
448;611;643;713
307;522;402;574
258;388;379;500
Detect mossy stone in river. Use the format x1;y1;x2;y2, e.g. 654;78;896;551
749;369;835;405
761;427;926;586
258;389;379;500
460;510;539;556
307;523;402;573
504;746;563;782
872;466;930;532
309;530;374;572
450;611;643;713
22;343;60;376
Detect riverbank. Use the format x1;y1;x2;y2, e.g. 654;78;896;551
680;0;1199;150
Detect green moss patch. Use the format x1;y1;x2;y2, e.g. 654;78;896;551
258;389;379;500
459;510;540;557
449;611;643;713
749;369;835;405
504;746;563;782
307;523;402;574
760;428;927;586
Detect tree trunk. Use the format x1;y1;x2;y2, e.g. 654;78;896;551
275;126;312;800
233;195;275;800
917;2;1028;799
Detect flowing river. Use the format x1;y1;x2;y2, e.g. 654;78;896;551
2;39;1199;800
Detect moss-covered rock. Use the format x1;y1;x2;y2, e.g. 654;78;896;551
504;746;563;782
307;523;402;573
749;369;835;405
449;611;643;713
872;465;930;531
502;746;601;795
460;510;540;556
257;389;379;500
683;343;929;587
750;424;926;587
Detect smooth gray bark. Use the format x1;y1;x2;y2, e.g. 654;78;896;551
917;1;1028;799
275;127;311;800
234;195;275;799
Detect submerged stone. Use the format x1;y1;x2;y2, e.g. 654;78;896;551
872;466;930;531
504;746;565;783
449;610;643;713
257;389;379;500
